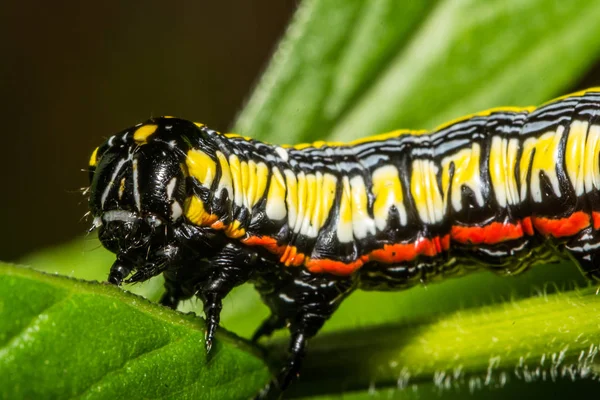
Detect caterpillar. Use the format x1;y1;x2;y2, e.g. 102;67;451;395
88;88;600;397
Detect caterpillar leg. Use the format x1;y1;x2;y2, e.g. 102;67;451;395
107;255;134;285
255;316;324;400
567;231;600;281
159;271;186;310
199;243;258;352
255;271;355;398
251;314;286;343
159;259;212;309
572;252;600;281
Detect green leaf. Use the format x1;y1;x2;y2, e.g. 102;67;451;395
0;264;270;400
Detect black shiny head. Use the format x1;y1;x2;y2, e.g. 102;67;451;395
88;117;204;275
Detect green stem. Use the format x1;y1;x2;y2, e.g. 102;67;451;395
278;286;600;397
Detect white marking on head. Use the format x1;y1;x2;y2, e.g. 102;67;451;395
146;214;162;227
132;156;141;211
100;158;127;208
166;177;178;199
92;216;103;228
171;201;183;221
102;210;138;223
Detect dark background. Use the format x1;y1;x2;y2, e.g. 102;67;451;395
0;2;296;260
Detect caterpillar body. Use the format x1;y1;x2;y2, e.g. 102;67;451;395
88;88;600;396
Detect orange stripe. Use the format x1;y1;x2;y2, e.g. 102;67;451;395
450;221;525;245
531;211;590;238
593;212;600;230
522;217;534;236
305;257;367;275
238;212;592;276
241;236;283;254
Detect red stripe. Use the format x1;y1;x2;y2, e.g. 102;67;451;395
450;221;525;245
531;211;590;238
239;212;592;276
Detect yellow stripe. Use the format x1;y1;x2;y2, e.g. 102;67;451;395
281;129;428;150
543;87;600;104
434;106;535;131
224;132;253;141
186;149;216;188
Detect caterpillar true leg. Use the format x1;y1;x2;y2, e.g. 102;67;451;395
251;313;287;343
199;243;258;352
160;271;186;309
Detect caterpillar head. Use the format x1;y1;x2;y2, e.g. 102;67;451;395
87;117;208;281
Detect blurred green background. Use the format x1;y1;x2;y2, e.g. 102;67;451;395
0;1;296;260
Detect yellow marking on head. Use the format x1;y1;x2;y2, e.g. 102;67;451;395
186;149;216;188
441;143;484;212
89;147;99;167
435;107;535;132
118;178;126;200
163;116;176;119
133;124;158;144
194;122;205;128
410;159;444;224
284;169;299;229
266;167;287;220
215;151;233;200
336;176;354;243
585;125;600;193
372;165;407;230
519;127;564;203
184;196;217;226
489;137;520;207
565;121;588;197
